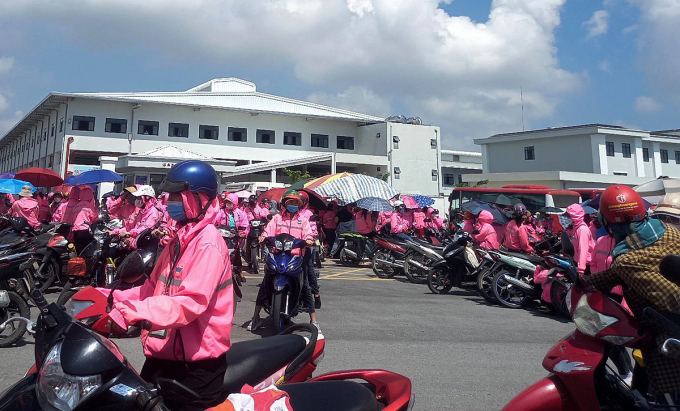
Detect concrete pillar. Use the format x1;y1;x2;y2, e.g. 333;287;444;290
652;142;662;178
633;137;645;178
98;156;118;200
270;168;276;183
590;134;608;174
331;153;337;174
481;144;489;173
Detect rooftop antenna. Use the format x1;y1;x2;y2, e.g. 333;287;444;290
520;86;525;132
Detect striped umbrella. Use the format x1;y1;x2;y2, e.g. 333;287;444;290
300;172;353;191
313;174;397;205
357;197;393;212
412;195;435;208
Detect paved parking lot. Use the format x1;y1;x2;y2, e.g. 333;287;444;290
0;261;574;410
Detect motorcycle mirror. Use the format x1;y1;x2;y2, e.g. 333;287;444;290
116;251;146;284
660;255;680;287
560;231;574;257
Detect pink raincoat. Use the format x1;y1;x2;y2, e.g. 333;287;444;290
322;209;337;230
10;197;40;229
462;218;475;234
109;193;233;362
108;195;136;221
126;199;162;248
354;210;374;235
62;186;97;233
473;210;499;250
390;212;410;234
376;211;393;232
51;202;67;223
37;195;51;223
244;205;268;221
262;210;313;256
299;207;318;237
218;194;249;234
413;210;426;230
503;219;533;253
588;234;630;312
566;204;595;274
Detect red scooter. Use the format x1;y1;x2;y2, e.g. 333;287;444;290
503;232;657;411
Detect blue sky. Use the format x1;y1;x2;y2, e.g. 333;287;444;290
0;0;678;150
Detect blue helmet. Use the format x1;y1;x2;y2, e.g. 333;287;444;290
158;160;218;200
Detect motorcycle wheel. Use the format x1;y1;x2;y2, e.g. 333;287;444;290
427;266;453;294
476;266;499;304
0;291;30;347
371;251;396;279
403;253;429;284
272;289;287;333
339;249;358;267
35;259;58;293
492;271;529;309
550;277;572;318
57;280;78;307
251;245;260;275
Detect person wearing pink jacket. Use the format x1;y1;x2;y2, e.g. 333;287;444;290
462;211;475;234
565;203;595;274
122;186;162;249
390;201;412;242
108;160;233;411
376;210;393;232
107;186;137;221
473;210;499;250
503;203;533;253
248;190;317;332
61;186;98;251
10;186;40;229
36;191;51;223
0;193;14;215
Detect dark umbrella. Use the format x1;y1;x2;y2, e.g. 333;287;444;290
16;167;63;187
301;188;326;210
0;173;15;179
258;187;288;203
461;200;508;224
479;193;522;206
70;169;123;186
582;194;652;211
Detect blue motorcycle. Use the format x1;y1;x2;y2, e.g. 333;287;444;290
263;233;306;332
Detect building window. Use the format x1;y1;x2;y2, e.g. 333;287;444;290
431;169;438;182
622;143;631;158
228;127;247;142
393;136;400;149
72;116;95;131
105;118;127;134
138;120;159;135
606;141;615;157
43;130;47;141
394;167;401;179
661;149;669;163
431;139;437;149
676;151;680;164
59;119;64;133
283;132;302;146
443;173;455;186
51;125;55;137
643;147;650;162
256;129;275;144
613;172;628;176
337;136;355;150
524;146;535;160
150;173;165;192
199;125;219;140
168;122;189;138
311;134;329;148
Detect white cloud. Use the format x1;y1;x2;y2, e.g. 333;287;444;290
0;57;13;75
598;59;611;73
307;86;391;118
0;0;580;150
0;111;23;137
583;10;609;37
0;94;9;112
635;95;662;113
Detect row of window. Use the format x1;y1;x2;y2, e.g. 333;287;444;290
605;141;680;164
72;116;355;150
443;173;463;186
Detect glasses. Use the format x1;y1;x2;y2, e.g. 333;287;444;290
653;213;680;226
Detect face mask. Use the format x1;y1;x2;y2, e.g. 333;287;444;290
286;205;299;214
225;203;234;210
398;208;405;214
167;201;188;222
54;197;61;204
126;196;136;205
135;198;143;208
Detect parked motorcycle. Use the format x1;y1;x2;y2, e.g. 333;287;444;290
427;234;487;294
371;233;410;279
246;217;267;274
337;232;376;266
0;259;36;347
476;249;542;305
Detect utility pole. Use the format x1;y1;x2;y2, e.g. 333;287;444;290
520;86;525;132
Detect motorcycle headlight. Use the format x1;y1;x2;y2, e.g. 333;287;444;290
37;342;102;411
66;300;94;318
252;221;261;227
274;240;283;251
284;241;294;251
573;294;618;337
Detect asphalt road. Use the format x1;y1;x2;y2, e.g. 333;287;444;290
0;262;574;410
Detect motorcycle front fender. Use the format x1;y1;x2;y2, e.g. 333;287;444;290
502;375;576;411
429;260;450;271
274;275;289;291
0;373;40;410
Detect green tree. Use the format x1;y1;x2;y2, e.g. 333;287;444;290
283;168;310;184
376;172;391;182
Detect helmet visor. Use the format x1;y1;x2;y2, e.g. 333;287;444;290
158;178;189;194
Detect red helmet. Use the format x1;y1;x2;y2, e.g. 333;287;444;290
599;185;646;224
299;191;309;205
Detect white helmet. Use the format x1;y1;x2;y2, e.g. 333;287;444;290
132;185;156;198
392;200;404;208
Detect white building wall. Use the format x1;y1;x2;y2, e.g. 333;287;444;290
388;122;441;196
642;142;655;177
603;135;638;176
659;142;680;176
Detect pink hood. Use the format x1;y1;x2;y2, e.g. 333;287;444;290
478;210;494;225
10;197;40;228
566;204;586;229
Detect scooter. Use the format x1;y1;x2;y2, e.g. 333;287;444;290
403;235;449;284
370;228;411;279
427;233;486;294
262;233;306;332
246;217;267;274
503;233;661;411
337;232;376;266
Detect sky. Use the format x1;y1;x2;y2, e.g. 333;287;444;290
0;0;679;152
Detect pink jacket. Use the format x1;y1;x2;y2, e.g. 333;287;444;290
589;221;598;241
566;204;594;274
10;197;40;229
354;211;374;235
503;220;533;253
462;219;475;234
110;193;233;362
37;196;51;223
322;209;337;230
244;205;268;221
412;211;426;230
473;210;499;250
218;208;249;233
263;211;313;256
591;235;614;274
299;208;318;237
376;211;393;232
108;196;136;221
390;212;410;234
126;201;162;249
51;202;67;223
62;186;97;233
402;209;414;225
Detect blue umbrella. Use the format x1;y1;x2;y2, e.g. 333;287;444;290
460;200;508;225
582;194;653;211
412;194;435;208
64;175;76;185
70;169;123;186
0;179;35;194
582;205;598;215
357;197;393;212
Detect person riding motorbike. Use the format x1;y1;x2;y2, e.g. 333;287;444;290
243;194;268;268
107;160;233;411
298;191;321;310
107;186;138;221
390;201;412;242
10;185;40;228
62;185;98;251
502;203;534;253
472;209;499;250
461;211;475;234
565;203;595;274
119;185;163;249
218;192;249;282
585;185;680;405
248;189;317;331
36;190;51;223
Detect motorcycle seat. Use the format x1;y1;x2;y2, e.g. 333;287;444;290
0;236;22;249
34;233;53;248
221;334;307;395
280;381;378;411
503;251;543;264
412;238;445;252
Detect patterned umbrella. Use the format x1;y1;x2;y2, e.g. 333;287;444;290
0;179;35;195
298;172;353;190
412;195;434;208
401;195;419;209
357;197;393;212
312;174;397;205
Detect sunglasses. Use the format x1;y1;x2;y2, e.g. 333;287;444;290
653;214;680;226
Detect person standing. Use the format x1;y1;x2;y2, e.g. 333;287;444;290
565;204;595;274
298;191;321;309
322;202;338;252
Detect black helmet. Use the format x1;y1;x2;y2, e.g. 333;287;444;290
248;194;257;203
158;160;218;200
